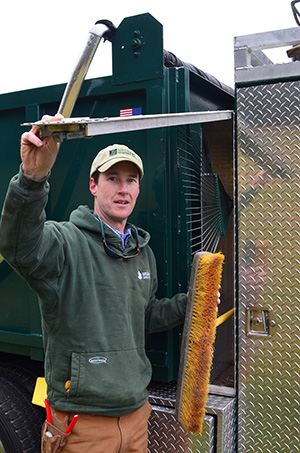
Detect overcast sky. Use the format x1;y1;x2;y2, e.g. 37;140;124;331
0;0;297;94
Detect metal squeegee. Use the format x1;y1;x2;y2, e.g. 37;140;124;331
23;111;233;142
22;20;233;140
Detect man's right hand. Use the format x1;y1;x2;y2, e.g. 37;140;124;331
21;113;63;180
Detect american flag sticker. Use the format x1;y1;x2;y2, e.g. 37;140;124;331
120;107;142;117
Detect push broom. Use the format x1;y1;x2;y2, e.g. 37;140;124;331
175;251;224;433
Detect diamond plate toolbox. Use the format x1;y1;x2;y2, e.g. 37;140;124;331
148;381;236;452
236;80;300;452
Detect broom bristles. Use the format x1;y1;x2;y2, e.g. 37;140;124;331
176;251;224;433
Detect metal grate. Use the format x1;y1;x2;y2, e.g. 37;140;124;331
177;127;232;255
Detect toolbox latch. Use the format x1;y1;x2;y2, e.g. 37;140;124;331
246;308;276;337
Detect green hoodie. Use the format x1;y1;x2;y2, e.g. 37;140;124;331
0;169;187;416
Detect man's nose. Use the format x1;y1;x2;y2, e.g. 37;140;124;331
118;181;129;192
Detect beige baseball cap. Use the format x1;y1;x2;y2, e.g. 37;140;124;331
90;144;144;178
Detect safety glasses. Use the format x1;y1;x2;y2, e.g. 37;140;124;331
98;217;140;259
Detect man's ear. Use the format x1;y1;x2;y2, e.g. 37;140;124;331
89;177;97;196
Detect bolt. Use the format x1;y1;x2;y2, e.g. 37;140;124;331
132;38;141;49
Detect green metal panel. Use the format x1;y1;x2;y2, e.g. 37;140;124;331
112;13;164;86
0;13;234;381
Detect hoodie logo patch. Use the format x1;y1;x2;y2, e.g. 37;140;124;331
89;357;107;364
138;270;151;280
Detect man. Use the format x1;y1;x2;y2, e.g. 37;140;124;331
0;115;188;452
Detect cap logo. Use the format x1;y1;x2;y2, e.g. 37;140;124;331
109;148;136;158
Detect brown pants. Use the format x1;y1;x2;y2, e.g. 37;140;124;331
41;402;152;453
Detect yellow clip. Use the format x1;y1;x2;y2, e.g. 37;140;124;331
65;380;71;394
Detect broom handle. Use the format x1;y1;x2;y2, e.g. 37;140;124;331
216;308;234;327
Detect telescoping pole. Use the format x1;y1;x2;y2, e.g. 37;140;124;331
57;20;116;118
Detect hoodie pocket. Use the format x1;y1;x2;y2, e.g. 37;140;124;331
68;349;151;408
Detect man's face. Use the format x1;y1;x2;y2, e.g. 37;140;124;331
89;161;140;232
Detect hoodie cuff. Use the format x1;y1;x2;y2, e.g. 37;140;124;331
15;164;50;189
8;165;50;201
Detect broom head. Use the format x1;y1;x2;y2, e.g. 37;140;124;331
175;251;224;433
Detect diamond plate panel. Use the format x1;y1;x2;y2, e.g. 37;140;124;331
148;406;214;452
148;381;236;452
236;81;300;452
